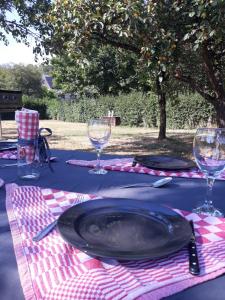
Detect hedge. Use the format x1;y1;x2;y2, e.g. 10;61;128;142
21;92;215;129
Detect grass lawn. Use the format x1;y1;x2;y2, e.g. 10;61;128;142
1;120;195;158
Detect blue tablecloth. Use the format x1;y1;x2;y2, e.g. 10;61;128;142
1;150;225;300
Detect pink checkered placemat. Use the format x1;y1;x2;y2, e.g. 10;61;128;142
6;184;225;300
0;150;17;160
0;150;57;162
67;158;225;180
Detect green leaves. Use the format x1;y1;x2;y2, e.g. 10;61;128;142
51;44;140;96
0;64;44;97
38;0;225;127
0;1;52;44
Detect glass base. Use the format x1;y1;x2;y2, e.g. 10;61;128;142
88;168;108;175
193;204;224;217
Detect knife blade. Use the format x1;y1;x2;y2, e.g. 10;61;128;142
188;220;200;275
32;219;58;242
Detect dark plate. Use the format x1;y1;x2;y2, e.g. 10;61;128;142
0;141;17;151
57;199;192;260
134;155;196;170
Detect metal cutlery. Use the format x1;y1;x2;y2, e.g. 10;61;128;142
132;159;137;167
32;194;85;242
32;220;58;242
188;220;200;275
121;177;172;188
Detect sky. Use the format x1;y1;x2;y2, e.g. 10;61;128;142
0;9;39;65
0;40;38;65
0;8;45;66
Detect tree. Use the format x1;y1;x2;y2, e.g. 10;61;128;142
40;0;174;139
0;0;51;50
168;1;225;127
40;0;225;134
0;64;44;97
0;66;10;89
51;44;141;97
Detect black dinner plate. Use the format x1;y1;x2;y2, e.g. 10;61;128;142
0;141;17;151
134;155;196;170
57;199;192;260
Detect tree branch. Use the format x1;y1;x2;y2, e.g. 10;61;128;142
92;32;140;54
201;43;225;99
3;19;40;39
175;72;215;104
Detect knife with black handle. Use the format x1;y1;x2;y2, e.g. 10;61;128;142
132;158;137;167
188;220;200;276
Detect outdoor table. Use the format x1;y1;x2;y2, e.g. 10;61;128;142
1;149;225;300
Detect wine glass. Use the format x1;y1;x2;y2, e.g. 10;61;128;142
193;128;225;217
87;118;111;175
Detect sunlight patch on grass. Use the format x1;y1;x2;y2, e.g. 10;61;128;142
1;120;194;158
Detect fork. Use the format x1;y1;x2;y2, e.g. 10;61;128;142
32;194;85;242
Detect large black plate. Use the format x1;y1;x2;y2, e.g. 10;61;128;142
0;141;17;151
134;155;196;170
57;199;192;260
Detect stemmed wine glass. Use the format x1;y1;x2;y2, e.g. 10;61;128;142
193;128;225;217
87;118;111;175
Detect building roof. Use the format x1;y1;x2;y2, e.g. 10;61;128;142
42;74;53;89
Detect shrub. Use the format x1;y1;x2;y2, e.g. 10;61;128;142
22;96;51;119
21;92;216;129
114;92;147;126
167;93;215;129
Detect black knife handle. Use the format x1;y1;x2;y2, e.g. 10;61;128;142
188;221;200;275
132;159;137;167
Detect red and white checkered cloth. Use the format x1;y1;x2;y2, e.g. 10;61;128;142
0;150;56;162
6;184;225;300
67;158;225;180
15;108;39;163
15;108;39;140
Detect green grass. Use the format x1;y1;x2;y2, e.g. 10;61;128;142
2;120;195;158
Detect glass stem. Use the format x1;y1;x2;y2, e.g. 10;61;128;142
96;149;101;171
204;176;215;208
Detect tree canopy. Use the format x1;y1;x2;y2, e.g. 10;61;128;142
0;64;44;97
41;0;225;127
0;0;51;47
51;44;143;97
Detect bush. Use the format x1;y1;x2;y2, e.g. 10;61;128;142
22;96;51;119
114;93;148;126
167;93;215;129
21;92;216;129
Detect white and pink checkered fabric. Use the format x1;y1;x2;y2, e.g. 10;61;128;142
0;151;56;162
0;150;17;160
6;184;225;300
15;108;39;140
67;158;225;180
15;108;39;163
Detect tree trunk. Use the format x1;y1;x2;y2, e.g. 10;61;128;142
212;99;225;127
201;44;225;127
156;77;167;140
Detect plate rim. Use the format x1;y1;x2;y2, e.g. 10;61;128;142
134;155;196;170
57;199;192;260
0;141;17;152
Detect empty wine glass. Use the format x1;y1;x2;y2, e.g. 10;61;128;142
193;128;225;217
87;118;111;175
